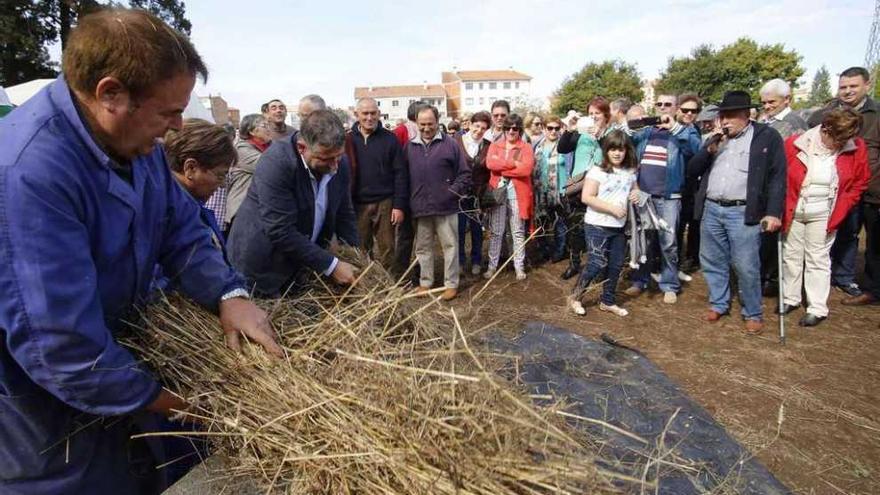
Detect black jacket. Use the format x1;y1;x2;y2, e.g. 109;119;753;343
345;123;409;208
227;132;358;296
688;122;786;225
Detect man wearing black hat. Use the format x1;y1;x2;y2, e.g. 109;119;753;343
688;90;787;335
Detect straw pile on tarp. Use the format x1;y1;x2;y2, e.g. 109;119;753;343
123;254;621;494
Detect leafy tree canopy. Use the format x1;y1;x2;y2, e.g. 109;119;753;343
552;60;644;115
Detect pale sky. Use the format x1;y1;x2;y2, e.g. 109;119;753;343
165;1;873;114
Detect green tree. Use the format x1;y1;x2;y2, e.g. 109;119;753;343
56;0;192;48
552;60;643;115
807;65;832;107
0;0;59;86
655;37;804;104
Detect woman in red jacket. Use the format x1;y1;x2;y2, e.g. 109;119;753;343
782;109;869;327
484;114;535;280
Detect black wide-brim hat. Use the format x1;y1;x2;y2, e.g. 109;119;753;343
715;90;759;111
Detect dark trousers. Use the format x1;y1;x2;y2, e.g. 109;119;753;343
862;202;880;298
536;204;568;260
458;197;483;266
830;205;863;287
677;187;701;269
393;208;416;279
565;205;586;268
760;232;779;286
573;224;626;305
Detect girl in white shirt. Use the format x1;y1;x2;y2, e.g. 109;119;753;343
569;130;638;316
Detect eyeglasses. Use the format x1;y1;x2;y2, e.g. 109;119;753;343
680;108;700;114
545;125;561;131
532;122;543;127
503;126;522;132
492;113;508;119
655;102;674;108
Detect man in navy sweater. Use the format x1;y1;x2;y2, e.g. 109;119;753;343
345;98;408;273
228;110;359;297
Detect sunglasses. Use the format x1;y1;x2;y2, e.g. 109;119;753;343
680;108;700;114
492;113;508;119
503;126;522;132
655;102;674;108
532;122;544;127
545;125;561;131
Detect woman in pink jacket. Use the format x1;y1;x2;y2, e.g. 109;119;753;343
484;114;535;280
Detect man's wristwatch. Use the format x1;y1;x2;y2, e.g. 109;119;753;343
220;288;250;302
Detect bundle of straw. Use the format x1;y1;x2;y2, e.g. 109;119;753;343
124;255;618;494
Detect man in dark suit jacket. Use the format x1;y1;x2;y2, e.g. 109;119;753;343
228;110;359;297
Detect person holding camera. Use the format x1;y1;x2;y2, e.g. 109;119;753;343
557;97;613;280
688;91;787;335
623;94;702;304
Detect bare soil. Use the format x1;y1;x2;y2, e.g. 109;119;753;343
446;259;880;495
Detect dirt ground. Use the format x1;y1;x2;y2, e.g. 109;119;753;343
442;255;880;495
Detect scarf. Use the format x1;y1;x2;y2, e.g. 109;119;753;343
248;137;270;153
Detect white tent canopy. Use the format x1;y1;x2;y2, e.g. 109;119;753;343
184;93;214;123
5;79;54;106
0;86;12;107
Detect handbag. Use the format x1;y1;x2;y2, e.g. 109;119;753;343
480;185;506;209
563;172;586;198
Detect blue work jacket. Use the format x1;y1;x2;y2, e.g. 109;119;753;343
630;123;703;199
0;78;244;494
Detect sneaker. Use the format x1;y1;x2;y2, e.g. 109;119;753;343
483;268;496;280
678;271;693;282
650;272;661;283
835;283;863;297
568;296;586;315
624;286;643;297
471;265;482;276
515;270;527;281
663;292;677;304
599;303;629;317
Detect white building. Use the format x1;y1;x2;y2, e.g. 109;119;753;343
441;70;532;118
353;84;447;124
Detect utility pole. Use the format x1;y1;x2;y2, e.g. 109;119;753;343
867;0;880;93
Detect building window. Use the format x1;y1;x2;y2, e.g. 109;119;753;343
479;82;484;90
392;100;399;107
503;82;511;89
376;100;381;107
479;97;484;105
515;81;520;89
489;82;497;89
465;98;474;105
465;82;473;90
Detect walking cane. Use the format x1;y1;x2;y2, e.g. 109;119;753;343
776;230;785;345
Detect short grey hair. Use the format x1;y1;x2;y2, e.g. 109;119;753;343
299;94;327;112
760;79;792;98
238;113;266;140
611;97;632;114
299;109;345;150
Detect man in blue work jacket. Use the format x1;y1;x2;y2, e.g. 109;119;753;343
0;9;283;494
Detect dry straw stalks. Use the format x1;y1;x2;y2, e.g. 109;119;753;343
123;250;629;494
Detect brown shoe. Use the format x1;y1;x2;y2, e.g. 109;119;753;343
704;309;724;323
841;293;879;306
743;319;764;335
413;286;430;297
440;288;458;301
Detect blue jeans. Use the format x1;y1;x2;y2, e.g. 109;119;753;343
830;205;862;287
632;197;681;293
700;201;763;320
573;224;626;305
458;197;482;266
